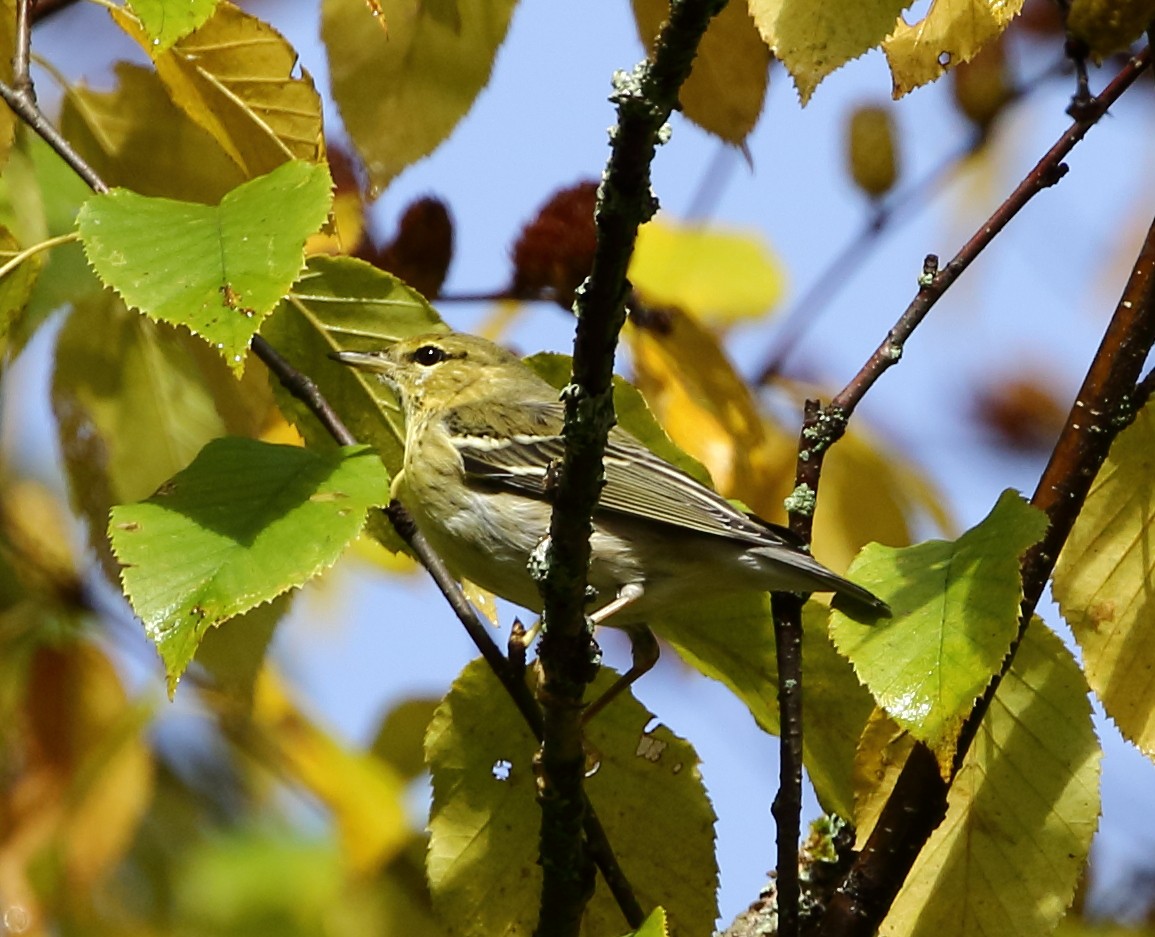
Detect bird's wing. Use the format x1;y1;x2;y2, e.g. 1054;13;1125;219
446;400;777;546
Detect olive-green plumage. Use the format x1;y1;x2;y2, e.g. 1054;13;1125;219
335;332;889;637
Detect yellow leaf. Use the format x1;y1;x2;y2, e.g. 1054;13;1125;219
630;218;786;324
626;308;794;503
112;2;324;177
749;0;912;103
253;670;411;873
1054;400;1155;758
862;623;1100;937
632;0;769;142
883;0;1026;99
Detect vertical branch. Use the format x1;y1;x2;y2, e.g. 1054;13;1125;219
531;2;727;935
819;208;1155;937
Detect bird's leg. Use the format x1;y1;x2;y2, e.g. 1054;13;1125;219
581;583;656;722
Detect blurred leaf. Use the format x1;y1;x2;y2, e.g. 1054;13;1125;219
195;595;289;708
61;62;246;203
126;0;219;49
831;490;1046;773
630;219;786;324
53;294;227;568
873;623;1100;937
322;0;517;194
1055;401;1155;759
626;309;793;499
76;160;332;373
253;671;411;872
2;642;154;900
0;479;82;609
427;658;718;937
658;599;875;818
370;696;440;782
749;0;910;103
0;225;42;341
113;1;324;176
632;0;769;143
1066;0;1155;60
811;426;951;575
0;134;100;351
884;0;1025;99
109;438;388;692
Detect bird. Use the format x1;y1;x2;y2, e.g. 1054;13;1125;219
334;331;889;714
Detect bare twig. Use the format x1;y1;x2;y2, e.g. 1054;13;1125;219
815;53;1155;937
532;1;728;934
0;9;647;926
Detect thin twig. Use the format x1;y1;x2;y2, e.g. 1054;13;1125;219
532;1;728;934
813;50;1155;937
0;15;648;925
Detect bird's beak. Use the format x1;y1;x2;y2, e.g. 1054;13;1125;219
329;350;392;373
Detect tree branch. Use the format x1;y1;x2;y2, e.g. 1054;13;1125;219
817;90;1155;937
531;1;727;934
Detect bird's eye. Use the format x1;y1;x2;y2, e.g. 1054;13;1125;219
412;344;448;366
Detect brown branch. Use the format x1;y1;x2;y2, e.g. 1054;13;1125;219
530;1;727;935
817;136;1155;937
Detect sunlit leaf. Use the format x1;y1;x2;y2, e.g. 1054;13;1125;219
126;0;219;50
61;62;245;203
627;907;669;937
630;219;786;324
831;490;1046;772
1054;401;1155;759
632;0;769;143
884;0;1026;98
870;623;1101;937
109;438;389;692
113;1;324;175
426;659;718;936
749;0;911;103
322;0;517;194
76;160;332;372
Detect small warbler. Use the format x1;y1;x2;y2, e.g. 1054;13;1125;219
335;332;888;706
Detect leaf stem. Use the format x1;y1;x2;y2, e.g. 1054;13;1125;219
0;230;77;281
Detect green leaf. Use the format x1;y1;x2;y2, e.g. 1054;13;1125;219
112;1;324;176
632;0;769;144
749;0;911;103
0;225;41;340
126;0;219;50
831;490;1047;772
629;219;786;324
1054;399;1155;759
322;0;517;194
626;908;669;937
426;659;718;937
109;437;389;692
263;255;447;554
61;62;246;203
264;255;447;468
877;622;1100;937
370;696;440;782
53;293;263;574
76;160;332;373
